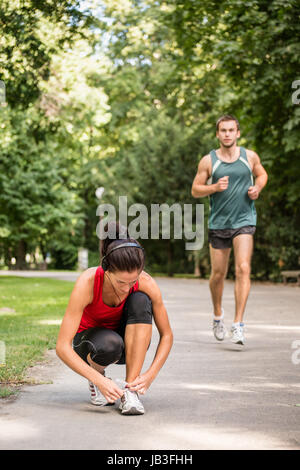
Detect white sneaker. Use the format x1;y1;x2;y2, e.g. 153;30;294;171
230;323;245;345
88;380;114;407
119;389;145;415
213;309;227;341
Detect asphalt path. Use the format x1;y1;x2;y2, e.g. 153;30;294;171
0;271;299;450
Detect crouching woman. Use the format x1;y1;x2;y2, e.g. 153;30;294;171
56;226;173;415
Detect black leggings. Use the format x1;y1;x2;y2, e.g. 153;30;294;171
73;291;152;366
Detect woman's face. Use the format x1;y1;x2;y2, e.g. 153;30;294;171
109;269;140;295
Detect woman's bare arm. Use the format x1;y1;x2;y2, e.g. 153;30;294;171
56;268;123;402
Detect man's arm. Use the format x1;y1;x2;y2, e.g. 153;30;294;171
247;150;268;200
191;154;229;198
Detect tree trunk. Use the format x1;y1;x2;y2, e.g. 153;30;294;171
15;240;27;270
167;240;173;277
194;251;200;277
4;245;12;269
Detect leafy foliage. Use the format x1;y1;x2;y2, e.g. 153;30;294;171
0;0;299;277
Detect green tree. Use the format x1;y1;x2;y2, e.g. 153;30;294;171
163;0;300;277
0;1;98;269
0;0;93;108
0;106;84;268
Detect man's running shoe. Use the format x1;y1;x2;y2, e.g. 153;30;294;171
119;389;145;415
213;309;227;341
230;323;245;345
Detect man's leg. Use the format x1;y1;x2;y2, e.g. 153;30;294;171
209;244;231;317
232;234;253;323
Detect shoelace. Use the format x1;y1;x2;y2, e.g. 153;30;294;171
122;389;142;408
214;320;225;332
232;325;244;338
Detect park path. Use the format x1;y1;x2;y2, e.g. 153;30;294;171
0;271;300;450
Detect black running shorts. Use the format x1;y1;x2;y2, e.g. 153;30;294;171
208;225;256;249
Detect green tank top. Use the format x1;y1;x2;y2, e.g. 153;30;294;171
208;147;257;230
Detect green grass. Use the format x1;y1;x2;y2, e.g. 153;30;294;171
0;276;73;397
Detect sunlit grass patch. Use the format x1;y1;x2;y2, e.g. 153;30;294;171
0;276;73;396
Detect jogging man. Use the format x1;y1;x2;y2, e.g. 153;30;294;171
191;115;268;345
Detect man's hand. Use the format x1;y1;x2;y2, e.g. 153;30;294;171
126;372;154;395
215;176;229;192
248;185;260;200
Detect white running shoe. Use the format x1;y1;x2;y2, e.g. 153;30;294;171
230;323;245;345
119;389;145;415
88;380;114;406
213;309;227;341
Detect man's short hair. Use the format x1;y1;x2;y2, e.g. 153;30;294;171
216;114;240;131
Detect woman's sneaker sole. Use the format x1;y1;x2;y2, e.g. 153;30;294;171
120;405;144;415
91;401;115;406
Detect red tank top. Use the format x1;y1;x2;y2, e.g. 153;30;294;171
77;267;139;333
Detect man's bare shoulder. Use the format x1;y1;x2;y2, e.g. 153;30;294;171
245;148;260;161
197;153;212;171
245;148;260;170
200;153;211;164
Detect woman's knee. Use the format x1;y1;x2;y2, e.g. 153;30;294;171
89;328;124;366
124;291;153;325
